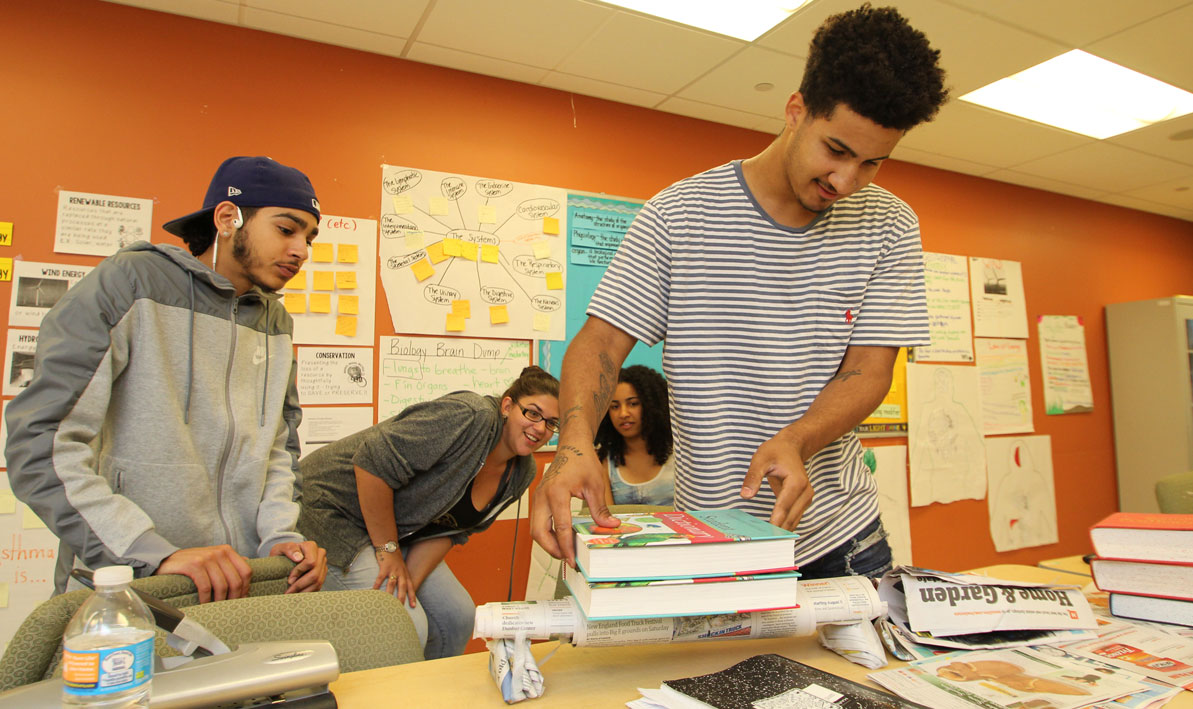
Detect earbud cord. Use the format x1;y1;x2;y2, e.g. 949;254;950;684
507;495;520;601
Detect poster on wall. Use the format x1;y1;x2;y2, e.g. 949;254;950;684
0;478;59;656
296;406;375;458
863;444;913;567
986;435;1058;552
55;190;153;257
857;348;910;437
7;260;93;328
377;165;567;341
1038;315;1094;415
296;347;374;406
3;329;38;397
974;338;1033;435
281;214;377;346
913;252;973;362
907;363;987;506
969;257;1027;339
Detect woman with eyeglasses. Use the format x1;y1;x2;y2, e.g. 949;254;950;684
594;365;675;507
296;366;559;660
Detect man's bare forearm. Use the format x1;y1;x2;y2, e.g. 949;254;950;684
555;319;635;444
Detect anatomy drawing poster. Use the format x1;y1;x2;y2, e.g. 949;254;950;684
863;444;913;567
378;165;567;340
907;363;987;506
986;436;1057;552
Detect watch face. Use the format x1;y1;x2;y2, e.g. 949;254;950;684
383;542;398;553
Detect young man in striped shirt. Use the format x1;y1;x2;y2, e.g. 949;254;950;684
533;4;948;580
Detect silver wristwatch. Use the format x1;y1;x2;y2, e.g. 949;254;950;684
374;541;398;553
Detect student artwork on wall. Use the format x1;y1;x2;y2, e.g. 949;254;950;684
1037;315;1094;415
7;260;93;328
986;436;1058;552
974;338;1034;435
377;165;567;341
281;214;377;346
296;346;374;405
3;329;38;397
296;406;375;458
969;257;1028;339
913;252;973;363
54;190;153;257
907;363;987;506
863;444;913;567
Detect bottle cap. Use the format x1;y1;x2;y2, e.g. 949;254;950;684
93;566;134;586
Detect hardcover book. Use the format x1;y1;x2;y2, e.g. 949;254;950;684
1109;592;1193;628
1089;512;1193;563
1090;557;1193;600
572;509;797;582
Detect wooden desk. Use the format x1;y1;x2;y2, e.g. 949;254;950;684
329;565;1192;707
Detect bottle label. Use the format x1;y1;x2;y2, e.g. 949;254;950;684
63;636;153;696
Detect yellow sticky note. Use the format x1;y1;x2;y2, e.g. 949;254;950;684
313;271;335;291
312;243;334;263
0;257;12;281
23;505;46;529
481;245;499;263
478;205;497;224
446;313;466;332
284;270;306;290
405;232;425;250
427;242;448;264
533;313;551;332
411;259;434;282
429;196;449;216
460;242;478;262
490;305;509;325
309;293;332;313
283;293;307;314
443;238;462;257
533;241;551;259
337;244;358;263
543;217;560;235
336;271;357;290
0;491;16;514
0;221;12;246
339;294;359;315
335;316;357;337
451;300;471;318
545;271;563;290
392;195;414;214
0;582;9;609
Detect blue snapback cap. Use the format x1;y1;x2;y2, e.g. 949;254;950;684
162;156;321;237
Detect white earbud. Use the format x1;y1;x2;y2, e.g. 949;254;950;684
231;206;244;229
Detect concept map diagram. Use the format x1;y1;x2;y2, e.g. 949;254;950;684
379;165;567;341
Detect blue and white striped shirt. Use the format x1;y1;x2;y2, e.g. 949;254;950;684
588;161;929;565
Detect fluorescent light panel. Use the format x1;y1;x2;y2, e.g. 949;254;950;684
599;0;812;41
961;50;1193;139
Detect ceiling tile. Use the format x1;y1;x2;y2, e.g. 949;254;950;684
538;72;666;110
890;145;999;177
244;0;429;38
674;47;803;119
1012;141;1191;193
982;169;1111;201
752;116;786;135
898;102;1091;168
756;0;866;56
555;12;743;94
654;98;769;132
941;0;1188;46
1107;113;1193;169
1085;3;1193;91
407;43;549;85
100;0;239;24
1121;174;1193;211
415;0;613;69
1095;193;1193;222
242;8;407;57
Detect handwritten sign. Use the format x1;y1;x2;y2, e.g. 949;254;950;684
378;335;530;420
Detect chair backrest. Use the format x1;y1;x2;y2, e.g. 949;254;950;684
0;556;348;690
1156;471;1193;513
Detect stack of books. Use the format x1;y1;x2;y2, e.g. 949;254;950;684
562;509;800;620
1089;511;1193;627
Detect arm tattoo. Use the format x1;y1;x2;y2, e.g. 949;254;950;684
593;352;617;413
561;405;583;426
542;445;584;484
831;369;862;384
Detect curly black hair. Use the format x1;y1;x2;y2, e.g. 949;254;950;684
178;206;260;257
595;365;672;467
799;3;949;131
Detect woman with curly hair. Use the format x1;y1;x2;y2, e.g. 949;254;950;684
594;365;674;506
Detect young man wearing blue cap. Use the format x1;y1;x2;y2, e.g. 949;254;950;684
6;156;328;601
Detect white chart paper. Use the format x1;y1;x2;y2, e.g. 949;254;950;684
865;445;912;567
987;436;1057;551
907;364;987;506
914;252;973;362
975;338;1033;435
296;406;375;458
969;257;1027;339
1038;315;1094;415
284;214;377;346
296;346;374;405
55;190;152;257
7;260;93;328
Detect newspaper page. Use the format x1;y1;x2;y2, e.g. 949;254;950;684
1059;616;1193;689
869;647;1149;709
902;574;1095;636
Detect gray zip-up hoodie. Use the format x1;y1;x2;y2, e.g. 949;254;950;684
4;241;305;591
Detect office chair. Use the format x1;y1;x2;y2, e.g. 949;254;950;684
0;558;422;691
1156;471;1193;513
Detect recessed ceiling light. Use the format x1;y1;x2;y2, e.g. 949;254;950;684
960;50;1193;139
599;0;813;42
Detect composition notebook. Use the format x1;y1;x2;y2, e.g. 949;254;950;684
573;509;798;582
660;653;930;709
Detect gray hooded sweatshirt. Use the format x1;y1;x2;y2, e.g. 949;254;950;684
4;241;305;591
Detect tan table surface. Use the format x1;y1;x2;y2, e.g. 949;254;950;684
1036;554;1094;577
328;564;1191;707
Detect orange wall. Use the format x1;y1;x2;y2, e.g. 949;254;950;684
4;0;1193;652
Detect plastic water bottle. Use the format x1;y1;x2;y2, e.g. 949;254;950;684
61;566;155;708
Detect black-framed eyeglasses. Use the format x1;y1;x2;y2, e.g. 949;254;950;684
518;404;560;433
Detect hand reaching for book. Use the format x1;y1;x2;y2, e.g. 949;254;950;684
374;550;416;608
742;432;814;531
